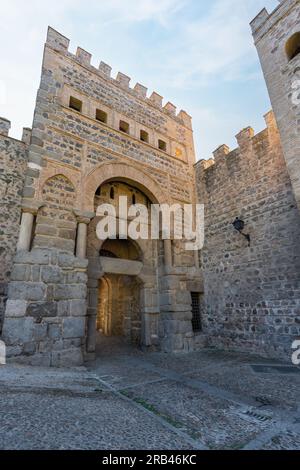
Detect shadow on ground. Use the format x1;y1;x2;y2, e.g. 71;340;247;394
0;335;299;450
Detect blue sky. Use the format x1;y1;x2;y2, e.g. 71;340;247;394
0;0;279;160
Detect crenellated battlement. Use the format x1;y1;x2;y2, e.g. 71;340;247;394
0;116;31;144
0;117;11;137
45;27;192;128
195;110;278;172
250;0;297;42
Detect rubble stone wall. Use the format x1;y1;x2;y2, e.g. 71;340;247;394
195;112;300;360
0;133;28;330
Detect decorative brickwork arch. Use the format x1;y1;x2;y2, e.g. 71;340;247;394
34;174;77;251
83;162;170;212
41;174;76;209
37;165;80;205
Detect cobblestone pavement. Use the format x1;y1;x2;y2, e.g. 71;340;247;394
0;336;299;450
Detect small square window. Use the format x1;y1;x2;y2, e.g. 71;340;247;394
119;120;130;134
140;130;149;143
69;96;82;112
96;109;108;124
158;139;167;152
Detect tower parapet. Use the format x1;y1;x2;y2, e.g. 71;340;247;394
250;0;300;208
0;117;11;137
195;111;278;178
250;0;296;42
45;27;192;127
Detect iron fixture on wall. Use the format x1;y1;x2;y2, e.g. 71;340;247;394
232;217;250;246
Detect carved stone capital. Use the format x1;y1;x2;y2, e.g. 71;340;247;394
73;209;95;224
21;199;44;215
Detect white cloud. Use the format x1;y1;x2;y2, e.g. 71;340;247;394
150;0;279;88
94;0;186;25
0;0;279;157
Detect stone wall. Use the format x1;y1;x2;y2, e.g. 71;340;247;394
34;174;77;251
0;127;28;331
195;111;300;360
2;249;88;366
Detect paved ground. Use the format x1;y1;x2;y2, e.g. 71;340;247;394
0;335;299;450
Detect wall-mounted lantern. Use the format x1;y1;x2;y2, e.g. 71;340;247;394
232;217;250;246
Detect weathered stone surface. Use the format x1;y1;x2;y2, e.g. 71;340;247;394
2;318;35;345
10;265;31;282
8;282;47;301
195;112;300;359
63;317;85;339
54;285;87;301
51;347;83;367
14;249;50;266
26;301;57;318
0;134;28;326
48;323;62;340
66;271;87;284
41;266;63;284
5;300;27;318
70;300;86;316
58;253;76;268
6;345;23;358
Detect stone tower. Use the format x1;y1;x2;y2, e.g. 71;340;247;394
250;0;300;208
1;27;203;366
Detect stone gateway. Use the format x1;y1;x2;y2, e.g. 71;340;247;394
0;0;299;366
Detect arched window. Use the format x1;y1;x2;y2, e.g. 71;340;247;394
286;32;300;61
132;194;136;205
110;187;115;199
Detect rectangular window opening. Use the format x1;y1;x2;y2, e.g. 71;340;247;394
96;109;108;124
191;292;202;333
119;120;130;134
69;96;82;112
158;139;167;152
140;130;149;143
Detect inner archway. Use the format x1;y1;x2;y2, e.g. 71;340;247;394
100;238;142;261
97;273;142;346
86;177;161;358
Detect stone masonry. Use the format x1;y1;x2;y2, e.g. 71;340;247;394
5;249;88;367
0;119;29;332
195;111;300;359
251;0;300;208
0;0;299;366
1;26;202;366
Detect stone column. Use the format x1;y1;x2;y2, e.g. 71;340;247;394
17;211;35;252
74;210;95;259
164;239;172;268
76;222;88;259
